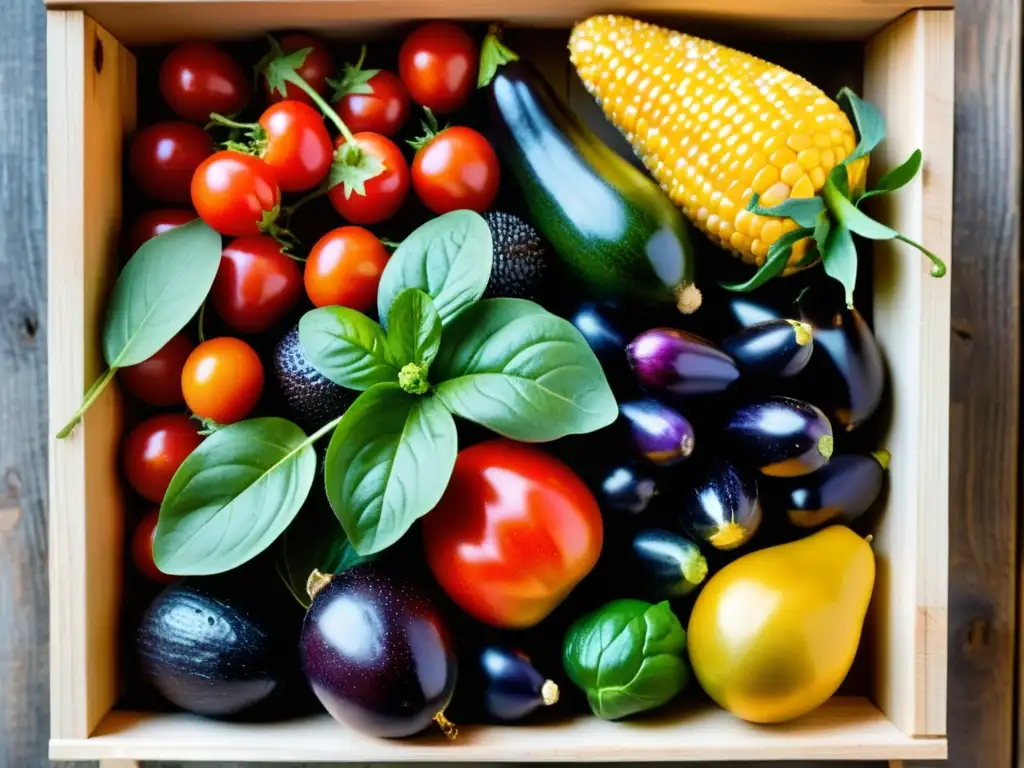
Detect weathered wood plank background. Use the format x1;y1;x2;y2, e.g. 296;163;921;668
0;0;1019;766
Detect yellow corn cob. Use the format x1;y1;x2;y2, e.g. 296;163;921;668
568;15;868;273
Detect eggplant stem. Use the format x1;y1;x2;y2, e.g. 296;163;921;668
541;679;560;706
786;319;813;346
675;283;703;314
433;711;458;740
306;569;332;601
871;449;891;470
710;521;747;550
817;434;835;459
682;553;709;586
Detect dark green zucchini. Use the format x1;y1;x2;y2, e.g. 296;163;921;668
485;60;701;313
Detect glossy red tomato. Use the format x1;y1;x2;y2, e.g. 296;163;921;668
422;440;604;629
328;132;409;225
132;508;176;583
264;33;335;107
304;226;389;311
159;41;250;123
118;333;195;406
181;337;264;425
412;126;500;214
129;122;213;204
257;100;333;193
398;22;478;114
335;70;410;137
125;208;197;255
211;235;303;334
122;414;203;504
191;151;281;236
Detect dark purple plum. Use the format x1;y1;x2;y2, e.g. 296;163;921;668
767;450;890;528
677;459;762;550
628;528;708;599
598;463;659;515
722;319;814;378
722;396;834;477
626;328;739;396
619;398;695;466
300;564;458;739
477;646;560;722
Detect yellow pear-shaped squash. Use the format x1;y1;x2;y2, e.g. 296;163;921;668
687;525;875;723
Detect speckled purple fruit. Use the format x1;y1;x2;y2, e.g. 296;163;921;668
299;564;457;738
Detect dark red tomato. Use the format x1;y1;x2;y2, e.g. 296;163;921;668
211;235;303;334
335;70;410;137
412;126;500;214
191;151;281;237
398;22;478;114
422;440;603;629
181;337;264;425
328;132;409;225
304;226;389;312
264;33;335;107
257;101;333;193
118;333;195;406
125;208;197;255
122;414;203;504
129;122;213;204
132;508;176;583
159;41;250;123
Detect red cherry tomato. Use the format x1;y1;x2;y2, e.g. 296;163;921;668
125;208;197;254
129;122;213;204
335;70;410;137
211;235;303;334
122;414;203;504
257;101;333;193
422;440;604;629
398;22;478;114
159;41;250;123
264;33;335;107
132;508;176;584
182;337;264;425
412;126;500;214
191;151;281;237
304;226;389;312
328;133;409;225
118;333;195;406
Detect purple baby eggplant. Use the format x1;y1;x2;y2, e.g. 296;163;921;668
678;459;762;550
768;450;890;528
722;319;814;378
598;463;659;516
627;328;740;396
477;646;560;722
619;399;696;467
628;528;709;599
722;396;834;477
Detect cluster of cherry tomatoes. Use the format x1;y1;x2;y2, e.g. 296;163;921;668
119;22;502;584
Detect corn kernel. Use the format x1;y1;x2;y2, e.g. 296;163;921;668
760;182;790;208
751;238;768;260
820;149;836;171
770;148;798;169
780;161;804;186
781;218;800;234
791;174;815;198
752;164;780;194
813;131;831;149
786;133;812;152
734;209;753;236
706;213;720;232
809;166;826;189
797;148;820;170
762;135;783;153
760;219;783;246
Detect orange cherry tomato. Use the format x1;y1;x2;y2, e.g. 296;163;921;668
118;332;195;406
159;41;250;123
210;235;303;334
122;414;203;504
258;100;334;193
181;337;264;425
132;508;177;583
191;151;281;237
304;226;390;312
125;208;197;255
422;440;604;629
328;132;409;226
398;22;478;114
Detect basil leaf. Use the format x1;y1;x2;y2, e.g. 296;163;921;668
299;306;398;390
325;384;457;556
376;210;492;329
822;223;858;307
155;417;317;576
103;218;221;367
387;288;442;367
433;299;618;442
562;599;690;720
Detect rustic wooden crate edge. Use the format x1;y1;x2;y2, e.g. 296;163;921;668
45;2;953;761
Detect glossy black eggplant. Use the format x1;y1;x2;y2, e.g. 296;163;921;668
628;528;708;599
300;564;458;739
721;295;783;331
598;463;659;515
626;328;739;396
136;580;294;718
568;300;630;371
678;459;762;550
477;646;560;722
722;396;834;477
800;302;886;431
769;451;890;528
619;399;695;466
722;319;814;378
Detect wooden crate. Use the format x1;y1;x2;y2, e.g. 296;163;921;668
46;0;953;763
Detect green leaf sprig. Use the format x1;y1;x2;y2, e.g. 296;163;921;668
56;219;222;438
731;88;946;306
